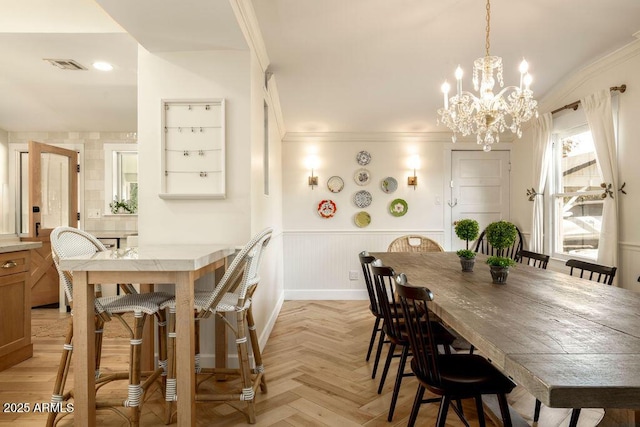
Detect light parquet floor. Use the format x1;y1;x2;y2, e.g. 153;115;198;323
0;301;603;426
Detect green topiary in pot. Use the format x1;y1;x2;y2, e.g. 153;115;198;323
454;219;479;272
455;219;480;250
485;256;516;267
456;249;476;259
484;220;518;283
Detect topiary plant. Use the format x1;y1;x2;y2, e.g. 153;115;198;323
485;221;518;270
456;249;476;260
484;220;517;257
486;256;517;267
454;219;480;250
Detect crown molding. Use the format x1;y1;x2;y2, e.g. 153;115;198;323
264;76;287;140
229;0;288;139
538;38;640;114
283;131;516;144
229;0;270;72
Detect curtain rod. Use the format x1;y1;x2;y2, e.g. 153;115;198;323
551;84;626;115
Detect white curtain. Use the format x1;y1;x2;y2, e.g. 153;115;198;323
530;113;552;253
581;89;618;270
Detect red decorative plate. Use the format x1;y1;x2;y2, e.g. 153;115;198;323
317;200;337;218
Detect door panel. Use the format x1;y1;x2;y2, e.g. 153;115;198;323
451;150;510;250
21;141;78;307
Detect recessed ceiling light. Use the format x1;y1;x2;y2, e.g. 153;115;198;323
92;61;114;71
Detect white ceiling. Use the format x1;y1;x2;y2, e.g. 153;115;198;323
0;0;639;133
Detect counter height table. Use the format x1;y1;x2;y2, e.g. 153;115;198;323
60;244;235;427
372;251;640;426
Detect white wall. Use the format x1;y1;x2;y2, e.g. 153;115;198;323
137;44;285;365
510;40;640;291
248;51;285;350
282;134;450;299
0;128;9;233
137;46;252;246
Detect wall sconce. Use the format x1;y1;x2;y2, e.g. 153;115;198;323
407;155;420;190
306;155;319;189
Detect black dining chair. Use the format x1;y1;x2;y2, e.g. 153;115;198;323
358;251;386;379
516;249;550;269
371;260;455;422
395;275;515;427
566;259;617;285
475;225;524;260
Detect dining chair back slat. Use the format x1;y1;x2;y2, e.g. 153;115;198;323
566;259;617;286
516;250;550;269
475;226;524;260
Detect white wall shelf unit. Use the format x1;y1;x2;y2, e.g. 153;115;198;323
159;99;226;199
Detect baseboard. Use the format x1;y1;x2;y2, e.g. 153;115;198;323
284;289;369;300
258;290;285;351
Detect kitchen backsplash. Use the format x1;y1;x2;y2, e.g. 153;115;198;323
9;131;138;234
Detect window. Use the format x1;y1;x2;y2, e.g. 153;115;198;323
550;125;602;260
104;144;138;214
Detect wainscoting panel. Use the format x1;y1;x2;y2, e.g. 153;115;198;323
620;241;640;292
283;230;444;300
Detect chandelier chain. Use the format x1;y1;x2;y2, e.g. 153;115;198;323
485;0;491;56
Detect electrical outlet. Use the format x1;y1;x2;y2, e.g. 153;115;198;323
349;270;359;280
87;209;101;219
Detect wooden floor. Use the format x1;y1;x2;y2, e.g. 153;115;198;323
0;301;603;426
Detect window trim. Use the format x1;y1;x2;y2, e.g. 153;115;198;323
547;124;602;261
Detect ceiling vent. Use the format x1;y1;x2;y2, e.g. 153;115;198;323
43;58;88;71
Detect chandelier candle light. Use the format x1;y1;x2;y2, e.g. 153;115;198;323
437;0;538;151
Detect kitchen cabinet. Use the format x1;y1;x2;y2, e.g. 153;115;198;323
0;250;33;371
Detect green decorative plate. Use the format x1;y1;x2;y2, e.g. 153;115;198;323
354;211;371;228
389;198;408;217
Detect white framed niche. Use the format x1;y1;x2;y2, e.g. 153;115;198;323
160;99;226;199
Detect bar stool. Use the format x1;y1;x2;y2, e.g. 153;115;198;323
162;227;273;424
47;226;172;427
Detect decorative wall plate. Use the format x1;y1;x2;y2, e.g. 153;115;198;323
353;190;372;208
356;150;371;166
381;177;398;194
327;176;344;193
354;168;371;186
317;200;337;218
354;211;371;228
389;198;408;217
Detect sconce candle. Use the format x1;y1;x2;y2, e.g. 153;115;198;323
306;155;320;189
407;155;420;190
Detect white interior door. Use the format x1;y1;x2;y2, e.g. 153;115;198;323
450;150;510;250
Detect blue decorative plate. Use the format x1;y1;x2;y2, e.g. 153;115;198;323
381;177;398;194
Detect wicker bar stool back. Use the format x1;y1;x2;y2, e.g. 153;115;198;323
47;226;172;427
387;235;444;252
162;227;273;424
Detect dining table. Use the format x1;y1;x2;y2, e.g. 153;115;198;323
372;251;640;426
60;244;235;427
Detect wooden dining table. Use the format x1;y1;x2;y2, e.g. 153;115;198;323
60;244;235;427
372;251;640;426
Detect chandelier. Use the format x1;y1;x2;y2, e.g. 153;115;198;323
437;0;538;151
